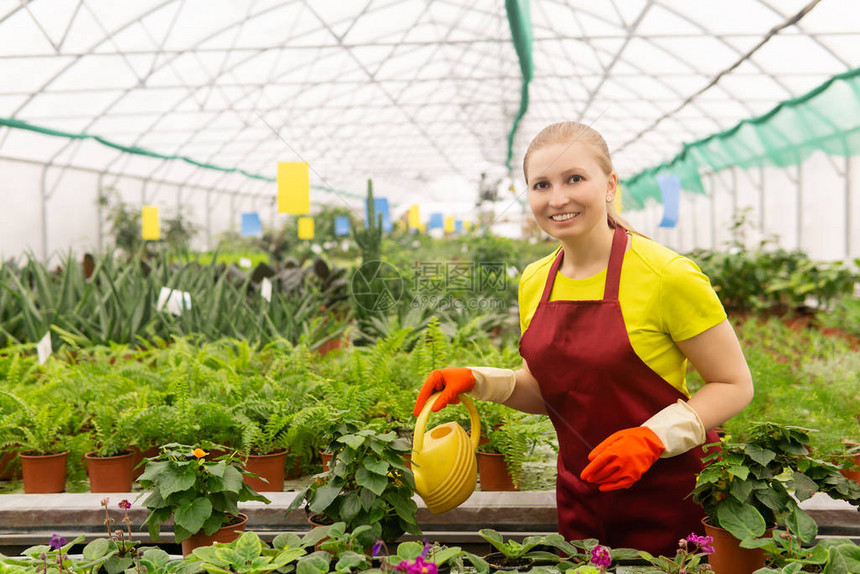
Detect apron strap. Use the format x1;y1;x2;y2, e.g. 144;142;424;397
603;225;627;301
538;248;564;304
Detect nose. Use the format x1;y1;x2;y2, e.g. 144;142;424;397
548;185;568;208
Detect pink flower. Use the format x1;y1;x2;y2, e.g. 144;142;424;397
394;556;437;574
590;545;611;568
118;499;132;510
686;533;715;555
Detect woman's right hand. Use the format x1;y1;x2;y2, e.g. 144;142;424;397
412;367;476;416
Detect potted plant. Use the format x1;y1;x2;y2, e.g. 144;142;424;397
638;533;716;573
750;532;860;573
691;422;860;574
286;422;420;548
476;404;554;491
234;405;292;492
186;530;306;572
835;440;860;484
0;390;73;493
83;403;137;493
136;443;271;556
477;529;576;571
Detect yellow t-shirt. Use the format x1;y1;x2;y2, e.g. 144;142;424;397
518;234;726;397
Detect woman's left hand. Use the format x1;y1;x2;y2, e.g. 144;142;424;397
580;427;665;491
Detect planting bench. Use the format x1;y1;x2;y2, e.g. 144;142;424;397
0;490;856;557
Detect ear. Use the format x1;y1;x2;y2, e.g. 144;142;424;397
606;173;618;202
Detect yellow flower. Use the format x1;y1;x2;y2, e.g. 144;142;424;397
192;448;208;459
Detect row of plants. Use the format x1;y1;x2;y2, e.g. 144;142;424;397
1;313;857;492
3;420;859;573
0;248;351;351
0;319;552;492
688;210;859;319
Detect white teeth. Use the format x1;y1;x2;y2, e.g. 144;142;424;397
550;212;579;221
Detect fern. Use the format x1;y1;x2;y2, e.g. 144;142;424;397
412;317;450;376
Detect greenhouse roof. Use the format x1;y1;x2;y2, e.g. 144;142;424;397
1;0;858;208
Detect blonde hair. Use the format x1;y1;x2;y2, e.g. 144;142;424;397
523;121;635;233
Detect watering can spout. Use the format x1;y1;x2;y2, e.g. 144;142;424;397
412;392;481;514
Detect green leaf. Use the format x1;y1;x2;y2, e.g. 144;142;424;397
234;531;263;562
296;555;330;574
159;465;198;498
363;459;389;475
727;465;751;481
359;486;377;511
335;551;368;571
478;529;507;554
309;484;342;513
717;498;767;540
272;533;303;550
270;547;306;568
355;466;387;496
219;464;245;493
174;498;213;536
191;546;224;565
744;444;776;467
785;507;818;544
104;555;133;574
791;471;819;501
82;538;112;560
395;541;424;560
214;548;245;568
339;491;362;522
730;475;753;501
337;435;365;449
200;565;232;574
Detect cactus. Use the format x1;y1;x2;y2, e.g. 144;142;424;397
352;179;382;264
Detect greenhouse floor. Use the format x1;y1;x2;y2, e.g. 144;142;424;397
0;489;856;556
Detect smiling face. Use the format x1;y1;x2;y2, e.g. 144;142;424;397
526;139;617;242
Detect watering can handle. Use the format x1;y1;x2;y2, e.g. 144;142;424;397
412;391;481;455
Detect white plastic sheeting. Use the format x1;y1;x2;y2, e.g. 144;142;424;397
0;0;859;259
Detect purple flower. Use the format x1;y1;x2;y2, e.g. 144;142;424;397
686;533;715;555
421;540;431;558
371;539;383;557
49;534;66;550
118;499;132;510
590;545;611;568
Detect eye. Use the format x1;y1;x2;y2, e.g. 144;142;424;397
532;181;549;190
569;174;584;184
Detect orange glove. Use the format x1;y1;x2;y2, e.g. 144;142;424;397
580;427;665;491
413;367;476;416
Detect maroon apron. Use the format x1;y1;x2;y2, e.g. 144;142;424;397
519;224;718;555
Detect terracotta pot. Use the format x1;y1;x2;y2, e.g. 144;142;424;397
0;449;21;480
307;512;335;552
243;450;288;492
702;518;769;574
285;454;303;479
320;451;333;472
477;452;517;491
85;451;134;493
130;446;159;480
20;451;69;493
316;338;347;356
180;513;248;557
838;452;860;483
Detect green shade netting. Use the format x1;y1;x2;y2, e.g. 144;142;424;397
504;0;533;173
623;67;860;210
0;117;363;201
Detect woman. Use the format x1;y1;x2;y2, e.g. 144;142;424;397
412;122;753;555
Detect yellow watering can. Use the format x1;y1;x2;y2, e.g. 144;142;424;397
412;392;481;514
